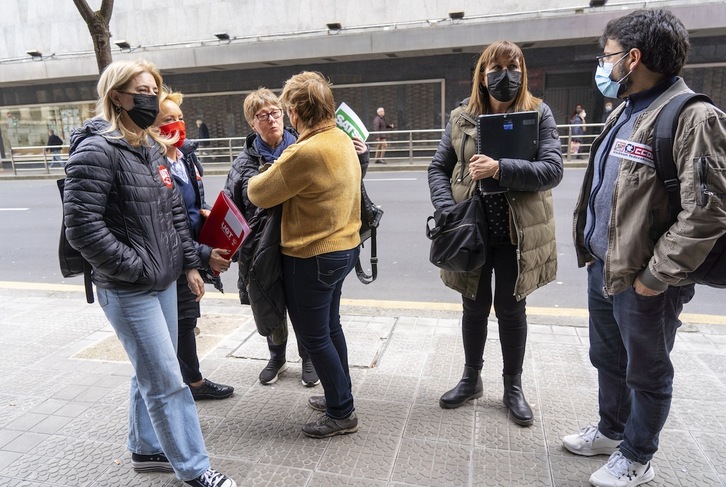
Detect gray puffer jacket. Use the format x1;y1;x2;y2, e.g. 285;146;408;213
428;99;564;300
63;118;201;292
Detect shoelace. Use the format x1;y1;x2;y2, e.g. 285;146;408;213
199;469;226;486
605;452;634;478
579;424;599;442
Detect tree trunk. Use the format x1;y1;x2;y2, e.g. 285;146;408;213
89;19;113;73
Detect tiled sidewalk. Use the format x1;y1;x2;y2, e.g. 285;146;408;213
1;286;725;486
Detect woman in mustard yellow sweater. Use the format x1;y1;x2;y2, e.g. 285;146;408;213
248;71;362;439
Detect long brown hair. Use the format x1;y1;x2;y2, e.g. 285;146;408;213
467;41;541;116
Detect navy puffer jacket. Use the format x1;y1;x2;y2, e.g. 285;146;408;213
63;118;201;292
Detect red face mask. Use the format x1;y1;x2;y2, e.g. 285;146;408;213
159;120;186;148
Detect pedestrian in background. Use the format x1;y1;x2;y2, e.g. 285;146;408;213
570;104;586;158
565;9;726;487
372;106;393;164
45;129;63;166
248;71;362;438
428;40;563;426
63;59;236;487
155;87;235;401
195;119;210;145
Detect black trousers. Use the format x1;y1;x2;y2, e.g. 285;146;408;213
176;276;202;385
460;242;527;376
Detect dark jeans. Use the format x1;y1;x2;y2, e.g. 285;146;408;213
282;247;360;419
461;243;527;375
587;259;694;464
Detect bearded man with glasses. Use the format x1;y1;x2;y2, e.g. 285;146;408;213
565;9;726;487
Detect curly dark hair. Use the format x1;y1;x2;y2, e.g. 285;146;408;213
600;9;689;77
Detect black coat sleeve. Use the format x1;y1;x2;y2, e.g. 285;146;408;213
427;120;458;211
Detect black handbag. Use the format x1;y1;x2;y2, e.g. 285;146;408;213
425;194;487;272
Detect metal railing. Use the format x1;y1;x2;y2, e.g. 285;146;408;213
8;146;69;175
5;123;605;175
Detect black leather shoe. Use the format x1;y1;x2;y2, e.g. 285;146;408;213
439;366;483;409
503;374;534;426
190;379;234;400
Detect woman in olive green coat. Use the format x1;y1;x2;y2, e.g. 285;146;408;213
427;41;563;426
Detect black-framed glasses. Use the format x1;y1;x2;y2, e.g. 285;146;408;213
254;109;283;122
595;50;628;68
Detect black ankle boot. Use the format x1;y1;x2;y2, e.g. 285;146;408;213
439;366;483;409
503;374;533;426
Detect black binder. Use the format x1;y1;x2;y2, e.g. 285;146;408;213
476;111;539;194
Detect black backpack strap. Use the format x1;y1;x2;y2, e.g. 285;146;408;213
653;92;713;222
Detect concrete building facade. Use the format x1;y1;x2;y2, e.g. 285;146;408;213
1;0;724;153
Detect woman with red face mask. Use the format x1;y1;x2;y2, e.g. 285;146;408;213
156;88;235;401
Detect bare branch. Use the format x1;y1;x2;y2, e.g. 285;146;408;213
72;0;94;24
100;0;114;21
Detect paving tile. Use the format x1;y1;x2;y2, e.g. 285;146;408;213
2;431;49;453
472;448;552;486
390;438;471;486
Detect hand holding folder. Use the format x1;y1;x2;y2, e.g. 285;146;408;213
198;192;251;274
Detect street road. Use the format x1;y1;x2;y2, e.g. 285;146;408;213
0;169;723;316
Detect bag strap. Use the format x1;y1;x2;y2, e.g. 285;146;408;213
652;92;713;222
355;226;378;284
82;260;94;304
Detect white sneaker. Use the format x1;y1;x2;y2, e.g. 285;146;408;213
563;424;622;456
589;451;655;487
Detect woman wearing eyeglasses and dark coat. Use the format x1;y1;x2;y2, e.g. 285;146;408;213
223;88;319;388
224;88;370;391
427;40;563;426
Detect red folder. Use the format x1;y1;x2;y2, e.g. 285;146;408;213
198;192;251;263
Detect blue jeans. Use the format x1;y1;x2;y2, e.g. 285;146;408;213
97;285;210;481
587;259;694;464
282;247;360;419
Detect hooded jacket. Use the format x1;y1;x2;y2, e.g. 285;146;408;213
573;77;726;294
428;99;563;300
63;118;201;292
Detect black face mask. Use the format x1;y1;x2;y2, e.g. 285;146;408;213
120;92;159;130
486;70;522;102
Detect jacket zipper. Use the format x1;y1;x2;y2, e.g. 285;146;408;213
456;112;477;184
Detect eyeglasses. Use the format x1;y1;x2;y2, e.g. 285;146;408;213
595;50;629;68
254;109;283;122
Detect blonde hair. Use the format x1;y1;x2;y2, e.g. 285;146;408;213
467;41;541;116
156;86;184;147
280;71;335;129
159;86;183;107
243;88;282;125
96;59;165;147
